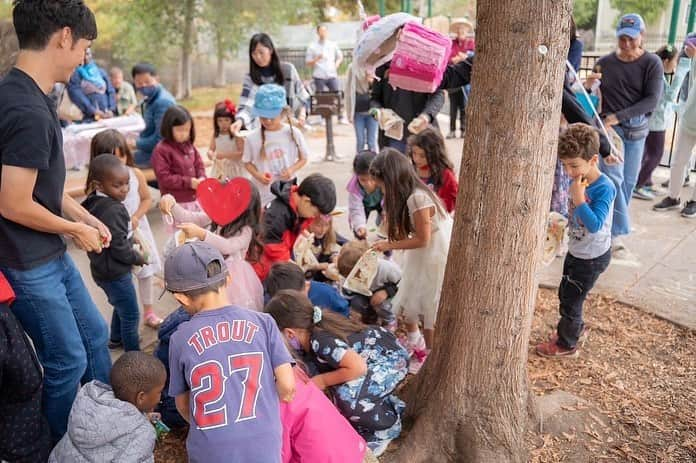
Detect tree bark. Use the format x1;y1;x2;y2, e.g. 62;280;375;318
384;1;571;462
180;0;195;99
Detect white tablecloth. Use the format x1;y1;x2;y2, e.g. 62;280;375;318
62;115;145;170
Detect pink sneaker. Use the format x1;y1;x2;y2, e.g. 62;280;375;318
408;348;429;374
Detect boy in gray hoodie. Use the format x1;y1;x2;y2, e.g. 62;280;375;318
49;352;166;463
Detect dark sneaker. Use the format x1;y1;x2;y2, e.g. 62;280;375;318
108;340;123;350
653;196;681;211
681;200;696;218
536;340;579;358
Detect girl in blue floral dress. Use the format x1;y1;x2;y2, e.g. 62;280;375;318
266;289;408;456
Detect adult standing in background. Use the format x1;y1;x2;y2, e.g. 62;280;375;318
447;18;475;139
231;33;309;132
0;0;112;441
568;17;583;72
370;61;445;153
588;14;663;257
306;24;344;92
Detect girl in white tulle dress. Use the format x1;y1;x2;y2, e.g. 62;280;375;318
158;181;264;311
370;148;453;374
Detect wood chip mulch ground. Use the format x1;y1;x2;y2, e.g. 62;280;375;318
153;288;696;462
529;288;696;462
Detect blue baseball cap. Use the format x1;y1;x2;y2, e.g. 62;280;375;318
616;14;645;39
253;84;287;119
163;241;228;294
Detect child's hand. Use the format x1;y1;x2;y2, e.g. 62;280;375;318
355;227;367;240
372;240;392;252
230;120;244;135
279;168;293;181
159;194;176;215
131;215;140;230
191;177;202;190
569;177;587;206
207;150;216;160
257;172;273;185
177;223;206;241
311;375;327;391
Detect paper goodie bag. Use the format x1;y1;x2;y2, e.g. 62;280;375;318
342;249;380;296
541;211;568;266
293;233;319;272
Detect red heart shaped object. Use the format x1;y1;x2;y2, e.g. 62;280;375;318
196;177;252;226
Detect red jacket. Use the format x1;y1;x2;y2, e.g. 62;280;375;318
421;168;458;213
151;140;206;203
253;181;310;281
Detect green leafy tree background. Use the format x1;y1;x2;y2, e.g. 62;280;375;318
609;0;671;24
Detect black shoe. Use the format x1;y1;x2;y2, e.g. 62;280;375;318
653;196;681;211
108;340;123;350
681;200;696;218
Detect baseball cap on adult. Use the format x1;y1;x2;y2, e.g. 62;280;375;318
616;14;645;39
164;241;228;295
253;84;287;119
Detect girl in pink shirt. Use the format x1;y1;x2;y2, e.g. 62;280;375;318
281;366;374;463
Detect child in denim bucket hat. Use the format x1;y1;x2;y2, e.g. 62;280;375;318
243;84;310;205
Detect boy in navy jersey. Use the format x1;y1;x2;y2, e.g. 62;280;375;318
165;241;295;463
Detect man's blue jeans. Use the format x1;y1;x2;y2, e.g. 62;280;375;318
599;125;647;237
354;112;378;153
96;273;141;352
1;253;111;441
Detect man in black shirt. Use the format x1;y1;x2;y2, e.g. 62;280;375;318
0;0;112;442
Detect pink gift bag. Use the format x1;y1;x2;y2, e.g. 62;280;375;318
388;21;452;93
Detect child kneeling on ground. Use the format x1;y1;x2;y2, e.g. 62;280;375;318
265;261;350;317
537;123;616;358
165;241;295;462
266;290;409;456
337;240;401;328
49;352;166;463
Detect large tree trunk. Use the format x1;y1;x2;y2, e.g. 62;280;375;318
180;0;195;99
384;1;571;462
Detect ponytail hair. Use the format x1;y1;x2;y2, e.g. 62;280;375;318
265;290;365;342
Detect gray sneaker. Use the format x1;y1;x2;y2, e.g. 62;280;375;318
681;200;696;218
653;196;681;211
633;186;656;201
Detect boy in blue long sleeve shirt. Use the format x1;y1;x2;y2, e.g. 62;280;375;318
537;123;616;358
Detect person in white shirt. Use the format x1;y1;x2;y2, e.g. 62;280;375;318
306;25;343;92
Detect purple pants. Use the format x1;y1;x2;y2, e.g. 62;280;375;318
636;130;665;188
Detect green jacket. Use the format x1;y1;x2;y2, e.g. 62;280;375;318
649;57;689;132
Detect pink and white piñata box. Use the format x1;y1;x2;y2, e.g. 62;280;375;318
388;21;452;93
